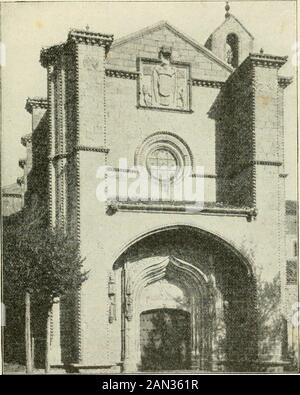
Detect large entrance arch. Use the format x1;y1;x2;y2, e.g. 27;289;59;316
113;226;257;372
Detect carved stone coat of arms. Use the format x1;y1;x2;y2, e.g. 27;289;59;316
138;48;190;111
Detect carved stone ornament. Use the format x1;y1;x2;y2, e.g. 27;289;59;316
138;47;191;111
108;271;116;323
125;277;133;321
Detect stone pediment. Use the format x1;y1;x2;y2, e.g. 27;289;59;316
106;21;233;81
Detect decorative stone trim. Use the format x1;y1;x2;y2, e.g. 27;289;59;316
137;105;193;114
108;272;116;323
191;173;217;178
40;29;113;68
17;176;24;186
192;79;224;89
250;64;256;207
21;133;32;146
75;145;110;153
105;68;139;80
104;69;226;90
25;97;48;113
18;159;26;169
278;76;293;89
48;147;110;162
248;53;288;69
2;192;22;198
253;160;282;166
111;167;139;174
47;63;55;229
40;44;66;68
68;29;113;50
106;200;258;221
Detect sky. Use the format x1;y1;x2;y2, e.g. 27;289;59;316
1;0;298;199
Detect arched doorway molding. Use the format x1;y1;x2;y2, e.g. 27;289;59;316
121;255;213;372
113;224;256;372
113;223;254;277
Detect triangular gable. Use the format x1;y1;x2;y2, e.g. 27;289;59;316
110;20;233;74
208;14;254;40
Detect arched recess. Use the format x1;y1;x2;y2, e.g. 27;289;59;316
112;225;257;372
120;255;214;371
226;33;239;68
112;223;255;277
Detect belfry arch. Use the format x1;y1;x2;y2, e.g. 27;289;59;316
113;226;258;372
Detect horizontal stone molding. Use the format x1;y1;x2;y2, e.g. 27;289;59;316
105;68;139;79
192;79;224;89
278;76;293;89
49;146;110;161
25;97;48;113
68;29;114;49
75;145;109;153
41;30;113;67
253;160;282;166
40;44;66;68
105;69;224;91
136;105;193;114
248;53;288;69
2;193;23;198
191;173;217;178
106;200;257;221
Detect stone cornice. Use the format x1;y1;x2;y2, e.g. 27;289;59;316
247;53;288;69
75;145;109;153
278;76;293;89
106;200;257;221
105;68;224;89
21;133;32;146
253;160;282;166
192;79;224;89
191;173;217;178
2;192;22;198
105;68;139;79
40;30;114;67
49;146;110;161
25;97;48;113
40;44;66;68
68;29;114;50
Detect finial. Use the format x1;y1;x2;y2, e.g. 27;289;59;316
86;24;90;31
260;48;264;55
225;1;230;18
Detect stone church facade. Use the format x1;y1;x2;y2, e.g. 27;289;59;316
11;7;297;372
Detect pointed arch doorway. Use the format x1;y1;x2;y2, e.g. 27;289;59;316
120;255;212;372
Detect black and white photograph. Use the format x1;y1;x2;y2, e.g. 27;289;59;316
0;0;299;376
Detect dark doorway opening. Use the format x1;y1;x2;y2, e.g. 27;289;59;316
140;308;191;371
226;33;239;68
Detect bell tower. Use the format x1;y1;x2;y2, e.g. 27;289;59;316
205;2;254;68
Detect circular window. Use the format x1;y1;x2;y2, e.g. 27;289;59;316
147;148;178;181
135;132;194;184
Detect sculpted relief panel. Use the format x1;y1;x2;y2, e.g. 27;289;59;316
138;46;191;112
